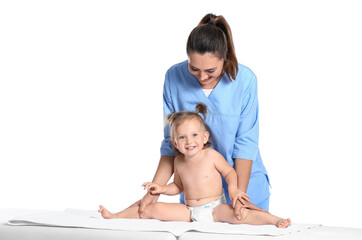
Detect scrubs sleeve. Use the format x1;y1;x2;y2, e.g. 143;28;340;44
160;70;176;156
232;75;259;161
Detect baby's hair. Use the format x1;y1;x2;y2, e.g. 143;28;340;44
166;103;211;155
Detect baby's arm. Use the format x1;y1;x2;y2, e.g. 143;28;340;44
143;171;183;196
213;151;250;207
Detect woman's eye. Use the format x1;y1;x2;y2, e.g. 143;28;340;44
191;67;199;71
206;70;215;73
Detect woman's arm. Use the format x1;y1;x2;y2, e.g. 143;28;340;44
152;155;175;184
213;151;250;207
234;158;252;193
234;158;268;219
138;155;174;218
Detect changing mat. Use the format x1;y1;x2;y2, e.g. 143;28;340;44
7;209;319;237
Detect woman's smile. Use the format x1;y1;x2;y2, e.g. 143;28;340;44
188;52;224;89
201;77;212;82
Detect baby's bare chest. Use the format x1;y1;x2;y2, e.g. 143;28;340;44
177;162;221;188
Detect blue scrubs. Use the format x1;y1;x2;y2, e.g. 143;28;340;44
160;60;270;210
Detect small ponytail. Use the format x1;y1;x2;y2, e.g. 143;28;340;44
165;112;177;127
195;103;207;118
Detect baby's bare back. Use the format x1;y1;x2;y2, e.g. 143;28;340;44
175;148;224;207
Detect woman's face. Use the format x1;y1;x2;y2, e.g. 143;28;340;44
188;52;224;89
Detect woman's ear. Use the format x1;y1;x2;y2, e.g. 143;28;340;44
204;131;210;144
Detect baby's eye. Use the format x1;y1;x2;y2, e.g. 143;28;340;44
192;133;198;137
178;136;185;140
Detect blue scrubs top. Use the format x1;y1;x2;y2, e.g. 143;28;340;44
160;60;270;207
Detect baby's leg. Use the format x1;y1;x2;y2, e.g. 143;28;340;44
144;202;191;221
99;203;191;221
99;205;139;219
212;204;291;228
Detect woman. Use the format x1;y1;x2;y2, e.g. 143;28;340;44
136;13;270;220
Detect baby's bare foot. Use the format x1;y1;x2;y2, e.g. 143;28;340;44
98;205;114;219
276;218;291;228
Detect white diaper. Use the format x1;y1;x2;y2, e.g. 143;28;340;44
187;193;226;222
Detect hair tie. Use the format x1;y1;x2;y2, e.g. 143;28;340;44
208;19;216;25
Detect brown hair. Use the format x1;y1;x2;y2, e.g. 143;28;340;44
166;104;211;155
186;13;238;81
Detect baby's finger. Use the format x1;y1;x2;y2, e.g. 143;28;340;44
142;182;150;187
143;183;152;190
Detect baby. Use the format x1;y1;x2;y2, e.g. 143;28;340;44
99;104;290;227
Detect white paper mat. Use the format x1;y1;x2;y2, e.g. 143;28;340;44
7;208;320;237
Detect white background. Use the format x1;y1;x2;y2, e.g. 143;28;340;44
1;0;361;229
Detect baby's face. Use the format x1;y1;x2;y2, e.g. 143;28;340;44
173;118;209;158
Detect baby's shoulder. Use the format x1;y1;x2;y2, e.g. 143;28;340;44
203;148;224;160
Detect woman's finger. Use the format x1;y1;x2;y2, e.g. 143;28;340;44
238;196;246;205
232;198;237;208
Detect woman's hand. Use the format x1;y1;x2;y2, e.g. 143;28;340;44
228;187;250;208
129;191;160;218
142;182;166;195
233;199;269;220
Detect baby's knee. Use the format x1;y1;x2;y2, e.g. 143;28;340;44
237;208;250;223
143;202;164;218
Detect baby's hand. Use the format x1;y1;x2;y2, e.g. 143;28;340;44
228;187;250;208
142;182;165;195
